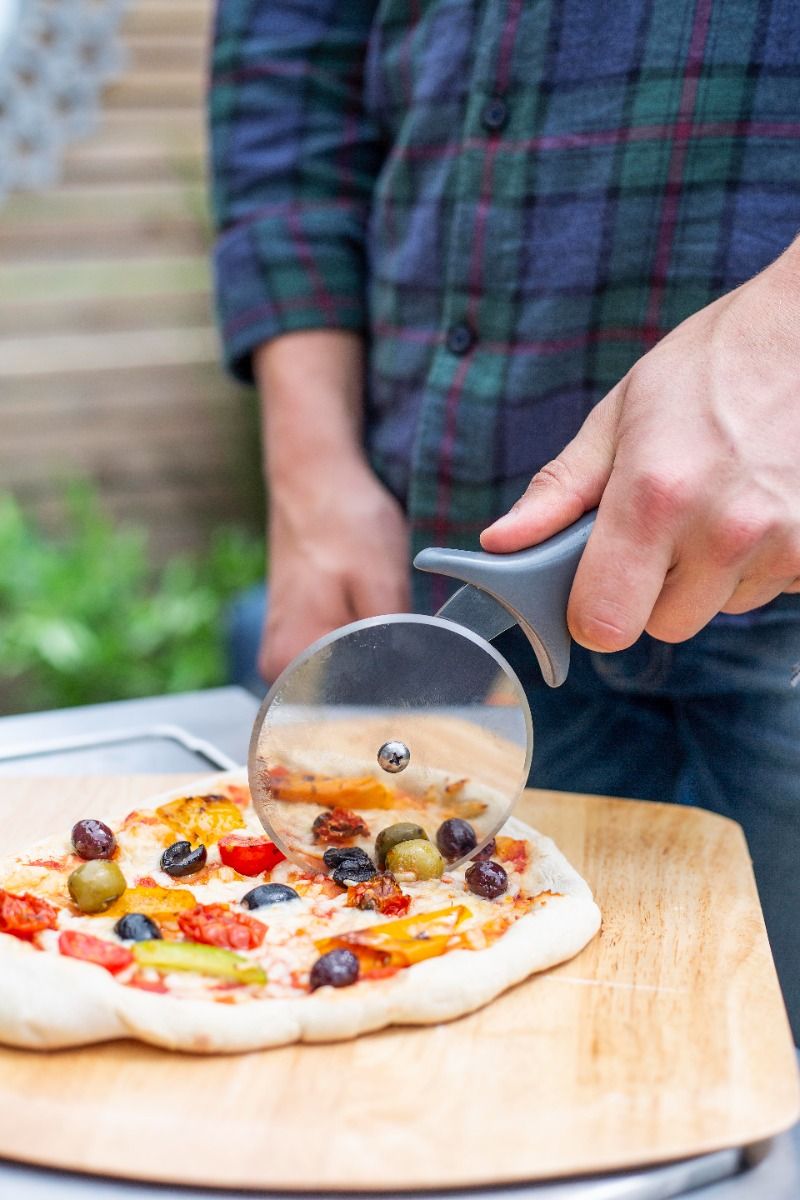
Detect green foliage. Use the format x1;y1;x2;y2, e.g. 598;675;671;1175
0;485;264;713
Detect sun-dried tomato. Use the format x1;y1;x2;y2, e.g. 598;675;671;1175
58;931;134;974
311;807;369;844
177;903;266;951
0;889;59;941
218;834;286;876
346;873;411;917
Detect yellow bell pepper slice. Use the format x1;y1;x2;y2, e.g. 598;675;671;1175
103;885;197;921
155;795;245;844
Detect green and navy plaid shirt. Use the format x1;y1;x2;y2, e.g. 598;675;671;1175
210;1;800;613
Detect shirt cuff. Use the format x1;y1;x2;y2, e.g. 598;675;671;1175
212;209;368;384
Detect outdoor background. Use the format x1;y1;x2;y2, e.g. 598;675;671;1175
0;0;265;715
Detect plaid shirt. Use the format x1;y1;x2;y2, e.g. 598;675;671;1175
210;1;800;613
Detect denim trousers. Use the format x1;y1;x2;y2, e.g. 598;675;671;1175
228;586;800;1041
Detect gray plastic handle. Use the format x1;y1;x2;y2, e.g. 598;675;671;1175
414;509;597;687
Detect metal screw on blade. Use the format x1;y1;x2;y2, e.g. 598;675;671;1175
377;740;410;773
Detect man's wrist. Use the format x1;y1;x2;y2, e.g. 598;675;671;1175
255;329;367;485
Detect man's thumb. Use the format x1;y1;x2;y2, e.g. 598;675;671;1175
480;388;620;552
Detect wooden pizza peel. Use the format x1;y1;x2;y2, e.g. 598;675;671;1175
0;773;796;1192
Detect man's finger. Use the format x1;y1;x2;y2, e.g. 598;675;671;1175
567;467;681;652
652;520;797;631
645;563;741;641
480;383;624;553
348;566;411;619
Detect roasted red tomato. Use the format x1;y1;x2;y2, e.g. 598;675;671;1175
177;903;266;951
218;834;286;876
311;807;369;844
0;889;59;941
58;930;134;974
346;873;411;917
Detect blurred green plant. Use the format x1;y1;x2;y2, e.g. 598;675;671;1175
0;485;264;713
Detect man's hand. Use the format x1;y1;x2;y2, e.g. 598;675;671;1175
262;459;409;681
481;241;800;651
254;330;409;683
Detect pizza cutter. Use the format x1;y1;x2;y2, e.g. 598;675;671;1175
249;510;597;873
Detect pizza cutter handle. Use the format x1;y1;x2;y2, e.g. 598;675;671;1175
413;509;597;688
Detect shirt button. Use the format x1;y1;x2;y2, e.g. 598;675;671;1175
445;322;476;355
481;96;509;133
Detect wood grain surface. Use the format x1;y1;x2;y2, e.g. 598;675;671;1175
0;774;796;1191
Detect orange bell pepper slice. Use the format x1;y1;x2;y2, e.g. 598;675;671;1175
269;770;408;811
315;904;473;969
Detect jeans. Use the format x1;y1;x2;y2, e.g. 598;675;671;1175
227;585;800;1040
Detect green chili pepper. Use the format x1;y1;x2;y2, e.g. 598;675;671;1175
132;940;266;985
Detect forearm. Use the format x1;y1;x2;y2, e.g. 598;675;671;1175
254;329;368;492
252;329;408;680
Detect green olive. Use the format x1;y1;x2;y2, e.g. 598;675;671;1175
386;839;444;881
68;860;127;914
375;822;428;869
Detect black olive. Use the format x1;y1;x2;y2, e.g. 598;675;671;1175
332;859;377;888
71;818;116;861
436;818;477;861
241;883;299;909
472;837;496;862
114;912;162;941
160;840;207;877
465;860;508;899
323;846;373;870
309;948;360;990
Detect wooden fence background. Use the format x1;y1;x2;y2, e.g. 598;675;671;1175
0;0;263;562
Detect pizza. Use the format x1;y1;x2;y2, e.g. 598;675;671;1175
0;769;601;1053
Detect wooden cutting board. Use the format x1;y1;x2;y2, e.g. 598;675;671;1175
0;774;796;1191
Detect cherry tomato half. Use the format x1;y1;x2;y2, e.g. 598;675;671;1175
218;835;286;877
0;889;59;940
58;930;134;974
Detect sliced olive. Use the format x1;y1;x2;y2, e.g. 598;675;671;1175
385;838;444;881
160;840;207;877
71;818;116;861
309;948;360;990
68;860;127;914
375;822;428;869
323;846;373;870
331;858;376;888
114;912;161;941
465;860;508;899
241;883;299;909
436;818;477;861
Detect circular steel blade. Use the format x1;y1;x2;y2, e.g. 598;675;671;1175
248;614;533;874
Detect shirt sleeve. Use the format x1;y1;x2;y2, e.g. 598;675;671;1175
209;0;381;382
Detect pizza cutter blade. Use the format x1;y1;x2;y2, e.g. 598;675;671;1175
248;510;596;874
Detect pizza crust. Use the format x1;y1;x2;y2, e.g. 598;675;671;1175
0;771;601;1053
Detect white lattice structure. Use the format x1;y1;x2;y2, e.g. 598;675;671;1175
0;0;128;203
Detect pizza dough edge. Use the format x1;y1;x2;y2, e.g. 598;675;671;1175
0;771;601;1053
